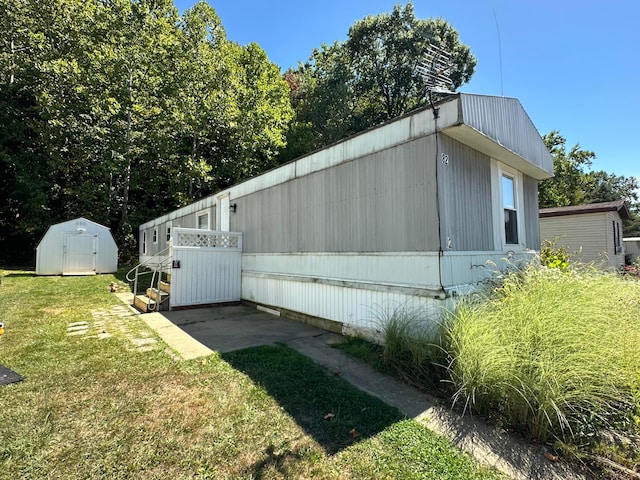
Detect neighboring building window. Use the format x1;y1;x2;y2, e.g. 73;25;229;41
613;221;622;254
502;174;519;244
152;227;158;244
197;210;209;230
142;231;147;254
166;222;172;243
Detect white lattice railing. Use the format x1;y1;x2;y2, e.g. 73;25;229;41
173;228;242;250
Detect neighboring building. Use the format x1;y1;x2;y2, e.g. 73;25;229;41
36;217;118;275
135;93;553;337
539;200;630;270
623;237;640;264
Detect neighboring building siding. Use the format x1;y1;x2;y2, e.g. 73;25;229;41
540;212;623;268
624;238;640;263
522;175;540;249
231;136;440;253
438;135;493;252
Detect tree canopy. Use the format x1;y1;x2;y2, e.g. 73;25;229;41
539;131;639;236
0;0;292;263
279;3;476;161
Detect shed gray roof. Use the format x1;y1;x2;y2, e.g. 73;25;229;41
539;200;631;220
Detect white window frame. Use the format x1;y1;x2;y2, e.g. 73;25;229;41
491;160;526;251
196;209;210;230
142;230;147;255
152;227;158;244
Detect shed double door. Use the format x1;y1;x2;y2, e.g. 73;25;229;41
63;233;97;274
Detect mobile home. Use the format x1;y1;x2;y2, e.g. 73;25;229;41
135;93;553;336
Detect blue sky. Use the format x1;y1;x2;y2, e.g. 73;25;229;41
174;0;639;180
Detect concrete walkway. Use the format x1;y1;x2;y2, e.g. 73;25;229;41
125;301;586;480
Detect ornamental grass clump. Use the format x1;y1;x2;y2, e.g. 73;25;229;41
377;305;448;392
445;264;640;443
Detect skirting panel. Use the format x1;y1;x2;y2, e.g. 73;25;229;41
241;273;445;338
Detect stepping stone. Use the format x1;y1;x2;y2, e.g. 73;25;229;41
68;321;89;327
68;325;90;332
68;330;88;336
132;338;157;347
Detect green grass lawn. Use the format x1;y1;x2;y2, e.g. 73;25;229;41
0;269;503;480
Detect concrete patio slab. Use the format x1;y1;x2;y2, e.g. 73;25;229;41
161;304;325;354
114;298;587;480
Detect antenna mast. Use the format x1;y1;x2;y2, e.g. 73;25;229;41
416;43;455;118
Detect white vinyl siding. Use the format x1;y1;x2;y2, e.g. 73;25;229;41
540;211;625;269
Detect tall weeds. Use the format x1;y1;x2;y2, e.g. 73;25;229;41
445;265;640;443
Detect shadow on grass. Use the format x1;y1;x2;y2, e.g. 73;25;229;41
221;344;404;456
2;272;37;278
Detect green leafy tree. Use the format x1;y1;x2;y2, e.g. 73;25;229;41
585;171;640;237
0;0;294;264
539;131;640;237
538;131;595;208
280;2;476;161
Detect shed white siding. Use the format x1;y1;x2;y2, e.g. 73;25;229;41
540;211;624;269
36;218;118;275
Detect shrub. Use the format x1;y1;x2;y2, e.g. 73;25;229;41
444;264;640;443
540;239;571;271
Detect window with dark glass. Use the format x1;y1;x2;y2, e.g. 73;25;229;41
613;221;622;253
502;175;518;244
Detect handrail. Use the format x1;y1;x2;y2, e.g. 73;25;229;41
126;246;172;283
126;247;172;311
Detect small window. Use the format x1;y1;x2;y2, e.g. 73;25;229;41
613;221;622;254
197;211;209;230
142;231;147;255
502;174;519;245
152;227;158;244
166;226;171;242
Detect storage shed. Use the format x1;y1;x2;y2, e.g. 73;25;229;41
36;218;118;275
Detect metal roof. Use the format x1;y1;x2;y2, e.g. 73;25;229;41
440;93;554;180
539;200;631;220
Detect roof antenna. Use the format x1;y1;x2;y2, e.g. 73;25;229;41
416;43;455;119
492;8;504;96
